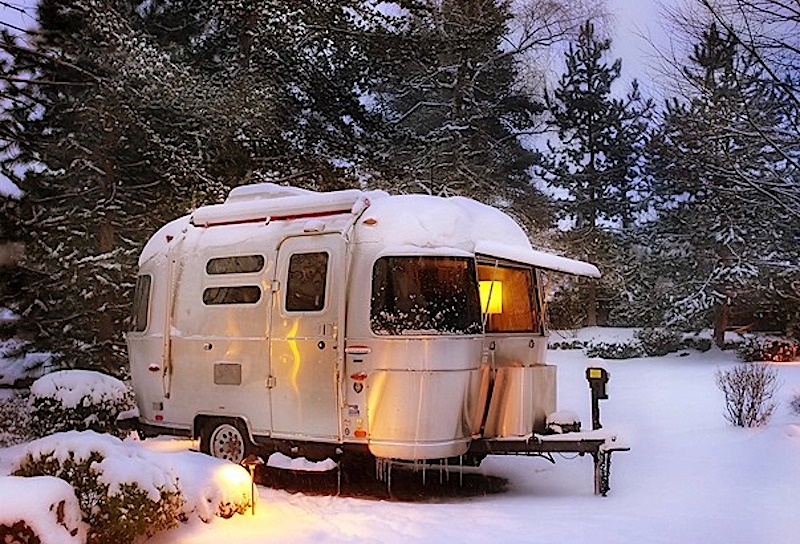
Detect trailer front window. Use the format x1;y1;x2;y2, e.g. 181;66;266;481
478;263;540;333
371;257;482;335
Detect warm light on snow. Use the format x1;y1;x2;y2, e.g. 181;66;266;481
216;463;252;490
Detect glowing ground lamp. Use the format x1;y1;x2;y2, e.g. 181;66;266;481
480;280;503;315
241;454;265;515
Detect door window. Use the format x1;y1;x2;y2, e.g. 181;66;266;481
286;252;329;312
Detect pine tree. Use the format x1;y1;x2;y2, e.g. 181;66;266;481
372;0;553;228
538;20;653;325
647;23;800;342
1;0;393;370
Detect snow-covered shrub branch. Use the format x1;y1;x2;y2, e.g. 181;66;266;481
12;432;183;544
715;363;780;427
10;431;254;543
0;476;86;544
29;370;134;438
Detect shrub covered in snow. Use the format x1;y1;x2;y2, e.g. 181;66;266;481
716;363;780;427
635;328;683;357
0;475;86;544
12;431;183;544
681;336;713;353
737;337;798;363
29;370;134;438
166;450;254;521
0;392;33;447
547;339;586;350
586;341;643;360
9;431;254;542
790;390;800;417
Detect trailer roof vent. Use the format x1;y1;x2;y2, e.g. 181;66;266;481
226;183;313;203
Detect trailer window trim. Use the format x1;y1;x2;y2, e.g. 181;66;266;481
285;251;330;313
131;274;152;332
203;286;262;305
206;255;265;275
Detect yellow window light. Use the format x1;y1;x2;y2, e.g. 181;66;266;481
480;280;503;314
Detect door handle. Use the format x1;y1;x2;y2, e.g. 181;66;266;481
318;340;326;350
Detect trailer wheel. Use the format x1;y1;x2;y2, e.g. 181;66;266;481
200;419;250;464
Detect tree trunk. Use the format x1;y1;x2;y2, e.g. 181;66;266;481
713;300;730;348
586;281;597;327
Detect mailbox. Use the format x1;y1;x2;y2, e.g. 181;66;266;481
586;367;609;399
586;367;609;430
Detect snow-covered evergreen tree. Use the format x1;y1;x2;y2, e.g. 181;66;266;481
371;0;553;228
538;20;653;325
0;0;392;369
647;23;800;342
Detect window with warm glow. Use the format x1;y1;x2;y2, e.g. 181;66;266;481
478;263;540;333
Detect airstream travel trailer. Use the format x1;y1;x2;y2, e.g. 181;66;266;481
126;183;625;494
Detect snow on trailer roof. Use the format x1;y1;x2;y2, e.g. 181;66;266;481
358;194;601;278
139;184;599;277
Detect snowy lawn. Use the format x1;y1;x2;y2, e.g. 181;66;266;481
142;339;800;544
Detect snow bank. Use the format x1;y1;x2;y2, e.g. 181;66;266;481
0;475;86;544
267;452;338;472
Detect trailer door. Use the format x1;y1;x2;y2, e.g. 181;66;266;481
270;234;344;440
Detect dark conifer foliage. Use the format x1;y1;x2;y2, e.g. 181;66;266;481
646;23;800;340
373;0;553;228
538;20;653;326
0;0;391;370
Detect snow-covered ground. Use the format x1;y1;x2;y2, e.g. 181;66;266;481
140;333;800;544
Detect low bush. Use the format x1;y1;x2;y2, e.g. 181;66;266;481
0;393;33;447
737;337;798;363
0;475;86;544
790;391;800;417
716;363;780;427
586;341;643;360
9;431;254;542
12;432;183;544
547;340;586;350
29;370;134;438
635;328;683;357
681;337;713;353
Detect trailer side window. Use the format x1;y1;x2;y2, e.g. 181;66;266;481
206;255;265;275
371;256;482;335
203;286;261;305
132;274;152;332
286;252;329;312
477;263;540;333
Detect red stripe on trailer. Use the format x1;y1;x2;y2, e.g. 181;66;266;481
195;216;269;228
270;208;352;222
194;208;352;228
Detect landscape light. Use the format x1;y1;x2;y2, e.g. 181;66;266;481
241;454;265;515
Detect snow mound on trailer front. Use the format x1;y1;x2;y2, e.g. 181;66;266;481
360;195;600;277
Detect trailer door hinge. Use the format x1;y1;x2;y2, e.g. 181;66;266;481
266;375;277;389
270;280;280;292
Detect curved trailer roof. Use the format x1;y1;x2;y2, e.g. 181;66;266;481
140;183;600;278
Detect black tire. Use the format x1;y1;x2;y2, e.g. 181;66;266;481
199;418;251;464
